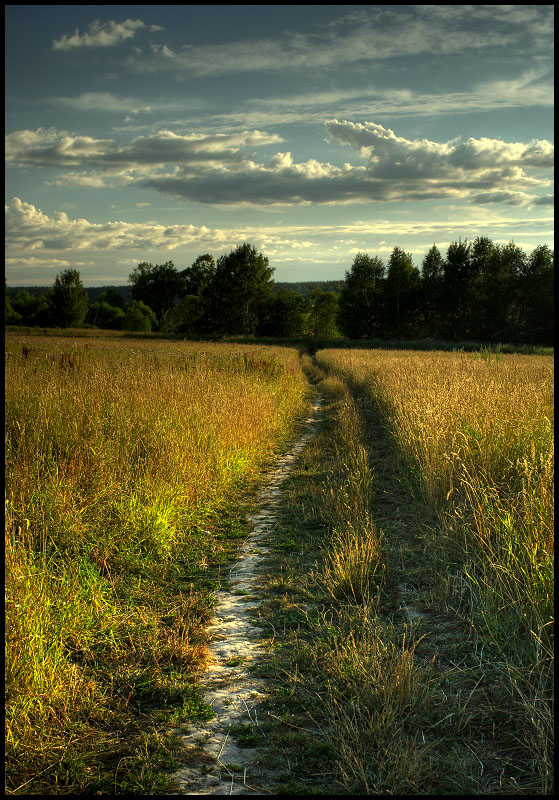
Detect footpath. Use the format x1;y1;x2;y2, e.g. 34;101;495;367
170;394;323;795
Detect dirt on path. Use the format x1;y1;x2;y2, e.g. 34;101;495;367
170;395;323;795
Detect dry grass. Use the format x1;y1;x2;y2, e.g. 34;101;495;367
5;334;308;794
315;347;554;792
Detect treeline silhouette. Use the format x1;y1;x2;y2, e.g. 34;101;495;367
5;237;553;346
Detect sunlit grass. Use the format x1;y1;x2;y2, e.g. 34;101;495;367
5;334;308;794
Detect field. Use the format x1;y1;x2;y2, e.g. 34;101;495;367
290;348;554;793
5;334;554;795
5;333;308;794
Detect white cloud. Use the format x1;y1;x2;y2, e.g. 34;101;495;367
6;197;554;284
5;197;236;254
5;256;77;269
126;5;553;76
6;120;553;208
137;121;552;207
7;197;553;257
5;127;283;171
52;18;158;51
325;119;554;173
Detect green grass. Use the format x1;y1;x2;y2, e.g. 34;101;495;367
5;333;309;795
253;352;553;794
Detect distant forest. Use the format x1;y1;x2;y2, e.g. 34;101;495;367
5;238;554;346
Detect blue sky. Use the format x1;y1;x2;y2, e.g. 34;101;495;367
5;4;554;286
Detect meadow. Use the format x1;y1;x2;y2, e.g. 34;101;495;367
308;348;554;792
5;333;309;794
4;333;554;794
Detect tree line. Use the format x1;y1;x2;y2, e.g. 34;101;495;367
5;238;553;345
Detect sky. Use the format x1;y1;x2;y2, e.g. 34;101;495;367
5;4;554;287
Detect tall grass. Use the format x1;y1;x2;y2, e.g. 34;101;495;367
265;364;443;794
5;334;308;794
316;347;554;790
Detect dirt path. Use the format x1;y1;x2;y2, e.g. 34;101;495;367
170;395;323;795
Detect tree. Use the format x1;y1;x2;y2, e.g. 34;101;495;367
420;244;444;338
128;261;185;322
180;254;216;298
338;252;385;338
306;289;340;338
517;244;554;345
122;300;157;332
441;239;473;340
258;288;308;337
384;248;421;338
97;288;126;309
86;300;125;330
5;280;22;324
478;240;525;342
160;295;204;336
204;243;274;335
51;269;89;328
10;289;37;323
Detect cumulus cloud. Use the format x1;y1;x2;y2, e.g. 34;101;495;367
4;197;229;256
325;119;554;174
321;119;553;203
137;121;553;206
5;127;283;171
6;120;553;208
52;18;162;51
5;197;554;286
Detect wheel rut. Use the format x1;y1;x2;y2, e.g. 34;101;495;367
170;394;323;795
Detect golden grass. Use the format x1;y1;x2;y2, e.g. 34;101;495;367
316;348;554;622
5;334;308;794
315;347;554;791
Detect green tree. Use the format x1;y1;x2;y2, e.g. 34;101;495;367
205;243;274;335
128;261;185;322
10;289;37;323
122;300;156;332
420;244;444;338
180;254;216;298
160;295;204;336
384;248;421;338
86;301;125;330
441;239;473;340
51;269;89;328
258;288;308;337
338;252;385;338
468;235;495;339
517;244;554;345
97;288;126;309
482;241;525;342
5;281;22;324
306;289;340;338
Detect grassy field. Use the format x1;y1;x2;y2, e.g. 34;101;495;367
312;348;554;792
315;348;554;648
5;333;309;794
5;334;554;794
251;348;553;794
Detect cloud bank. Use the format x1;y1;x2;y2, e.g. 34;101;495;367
6;120;553;208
